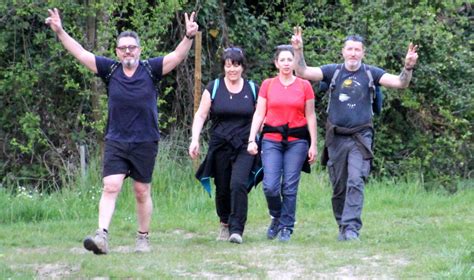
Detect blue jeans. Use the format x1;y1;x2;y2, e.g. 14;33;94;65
261;139;308;231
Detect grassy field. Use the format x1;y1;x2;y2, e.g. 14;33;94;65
0;141;472;279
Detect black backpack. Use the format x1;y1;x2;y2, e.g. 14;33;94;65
321;63;384;115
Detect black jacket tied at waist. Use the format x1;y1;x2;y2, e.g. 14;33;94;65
261;124;311;173
321;120;374;166
261;123;310;146
195;129;263;196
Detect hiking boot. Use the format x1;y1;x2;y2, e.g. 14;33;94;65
279;227;291;242
344;230;360;241
229;233;243;244
83;229;109;255
135;232;151;253
216;223;230;241
267;217;280;240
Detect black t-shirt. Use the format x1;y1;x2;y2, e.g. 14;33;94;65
321;63;385;128
95;56;163;142
206;78;258;138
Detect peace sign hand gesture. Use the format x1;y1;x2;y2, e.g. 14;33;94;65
404;43;419;70
184;12;199;38
291;26;304;50
45;8;63;34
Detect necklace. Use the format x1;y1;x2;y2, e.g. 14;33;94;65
225;77;242;99
279;75;296;89
228;91;238;99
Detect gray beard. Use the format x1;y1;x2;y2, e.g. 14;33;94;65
345;61;362;71
123;59;137;68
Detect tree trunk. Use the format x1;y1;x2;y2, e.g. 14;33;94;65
85;0;102;129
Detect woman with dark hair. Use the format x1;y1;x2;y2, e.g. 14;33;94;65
189;47;259;244
247;45;318;242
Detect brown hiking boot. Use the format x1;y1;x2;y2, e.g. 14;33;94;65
216;223;230;241
135;232;151;253
83;229;109;255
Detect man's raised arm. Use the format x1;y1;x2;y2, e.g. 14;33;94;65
45;8;97;73
162;11;199;75
291;26;323;82
379;43;419;89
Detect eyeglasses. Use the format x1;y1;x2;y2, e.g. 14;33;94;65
116;45;139;52
224;47;243;54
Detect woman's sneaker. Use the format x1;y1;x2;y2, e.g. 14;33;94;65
216;223;230;241
228;233;243;244
267;217;280;240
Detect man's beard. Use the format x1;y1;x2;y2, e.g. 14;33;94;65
123;58;137;68
345;60;361;70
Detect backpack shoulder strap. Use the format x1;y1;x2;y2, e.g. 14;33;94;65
326;64;342;113
329;65;341;90
248;80;257;100
142;60;161;99
364;64;375;91
365;64;385;115
211;78;220;100
105;61;121;84
364;64;376;99
141;60;156;81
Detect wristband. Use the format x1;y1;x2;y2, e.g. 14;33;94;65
248;140;255;144
185;34;195;40
404;66;414;71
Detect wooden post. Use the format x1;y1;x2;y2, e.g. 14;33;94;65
194;31;202;116
80;144;87;177
193;31;202;170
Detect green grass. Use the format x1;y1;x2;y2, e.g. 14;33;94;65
0;139;472;279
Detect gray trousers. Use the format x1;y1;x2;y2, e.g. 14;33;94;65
327;129;372;234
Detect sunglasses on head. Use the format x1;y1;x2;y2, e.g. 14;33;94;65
224;47;243;54
275;44;293;51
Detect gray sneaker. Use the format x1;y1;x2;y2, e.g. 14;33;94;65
135;232;151;253
216;223;230;241
229;233;243;244
83;229;109;255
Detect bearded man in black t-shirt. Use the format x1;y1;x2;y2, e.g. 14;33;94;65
291;27;418;241
46;8;198;254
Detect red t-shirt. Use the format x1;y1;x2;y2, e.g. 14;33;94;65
259;76;315;142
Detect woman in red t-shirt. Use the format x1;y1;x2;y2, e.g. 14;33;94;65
247;45;318;242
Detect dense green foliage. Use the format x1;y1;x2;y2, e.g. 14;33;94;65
0;0;472;192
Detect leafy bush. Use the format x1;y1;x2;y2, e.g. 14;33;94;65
0;1;471;192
